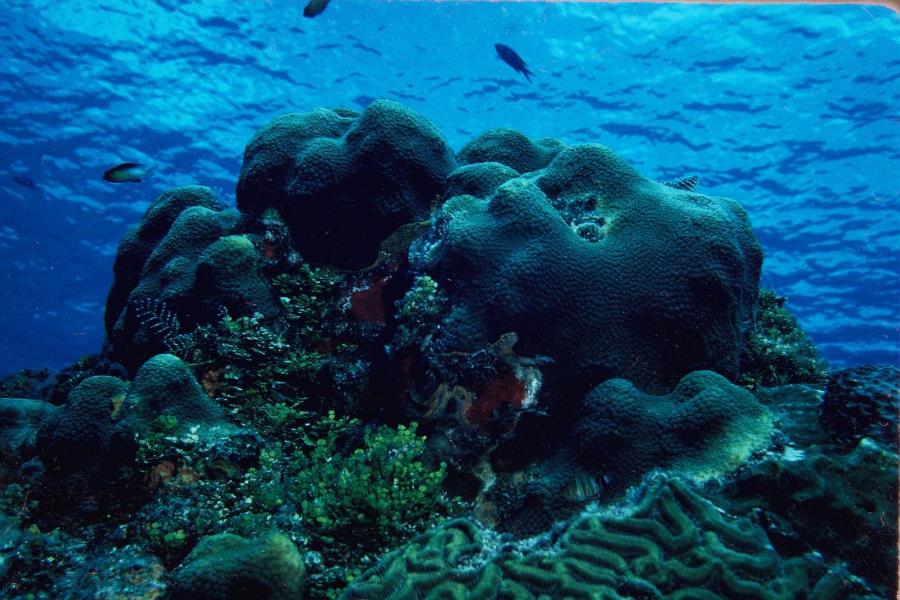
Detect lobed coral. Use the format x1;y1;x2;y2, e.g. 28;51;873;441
574;370;774;487
236;100;456;270
417;142;762;395
170;531;305;600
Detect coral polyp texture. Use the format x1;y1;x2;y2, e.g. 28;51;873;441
820;364;898;449
105;186;280;370
418;141;762;393
236;100;457;269
574;370;774;485
170;531;305;600
341;476;823;600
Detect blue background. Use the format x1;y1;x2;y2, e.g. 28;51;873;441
0;0;897;375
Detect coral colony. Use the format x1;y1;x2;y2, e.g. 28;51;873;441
0;100;896;599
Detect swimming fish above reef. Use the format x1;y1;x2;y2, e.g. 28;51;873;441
103;162;147;183
12;175;37;189
303;0;331;18
662;175;700;191
495;43;533;82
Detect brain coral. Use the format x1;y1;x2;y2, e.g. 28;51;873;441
170;531;305;600
341;475;820;600
420;143;762;392
236;99;457;270
574;370;774;487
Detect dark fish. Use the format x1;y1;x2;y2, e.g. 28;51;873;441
662;175;700;191
12;175;37;189
303;0;331;18
103;162;147;183
495;43;534;82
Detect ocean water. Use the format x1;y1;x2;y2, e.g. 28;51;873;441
0;0;897;374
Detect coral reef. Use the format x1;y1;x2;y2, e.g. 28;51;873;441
482;370;774;536
236;100;456;269
123;353;226;434
2;104;893;600
720;437;898;594
739;289;829;390
34;375;133;516
289;420;448;551
104;186;278;371
574;370;774;486
416;142;762;395
820;364;898;449
456;128;565;174
342;475;826;600
0;398;55;464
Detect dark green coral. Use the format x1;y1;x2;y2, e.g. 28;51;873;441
170;531;305;600
342;476;822;600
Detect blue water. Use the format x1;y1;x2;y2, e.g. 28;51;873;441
0;0;897;375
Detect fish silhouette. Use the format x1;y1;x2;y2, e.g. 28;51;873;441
304;0;331;18
495;43;533;82
103;162;147;183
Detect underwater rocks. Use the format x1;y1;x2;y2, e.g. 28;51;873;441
820;364;898;449
236;99;456;270
170;531;305;600
0;398;55;464
721;437;898;594
416;142;762;395
342;475;830;600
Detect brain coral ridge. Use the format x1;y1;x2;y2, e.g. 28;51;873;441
341;475;821;600
420;142;762;393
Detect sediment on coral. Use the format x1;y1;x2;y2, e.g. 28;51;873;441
342;475;831;600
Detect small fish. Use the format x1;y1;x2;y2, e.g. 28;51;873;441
12;175;37;189
303;0;331;18
495;43;534;82
662;175;700;191
103;162;147;183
